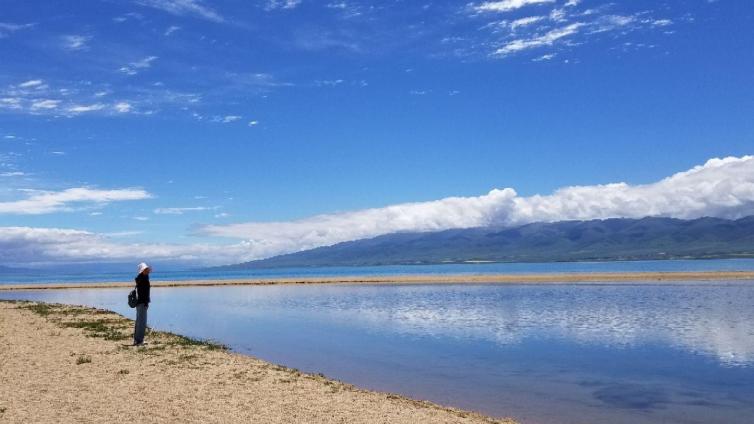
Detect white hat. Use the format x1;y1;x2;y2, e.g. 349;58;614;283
137;262;151;274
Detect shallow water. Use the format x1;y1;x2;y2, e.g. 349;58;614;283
3;282;754;424
4;258;754;284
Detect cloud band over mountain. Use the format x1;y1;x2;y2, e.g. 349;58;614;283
1;156;753;266
198;155;754;261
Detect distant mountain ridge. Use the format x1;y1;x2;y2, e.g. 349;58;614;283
217;216;754;269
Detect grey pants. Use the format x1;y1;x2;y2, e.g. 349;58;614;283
134;303;148;344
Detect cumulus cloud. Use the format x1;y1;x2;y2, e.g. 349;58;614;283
0;187;152;215
198;156;754;260
134;0;223;22
0;227;248;266
4;156;754;266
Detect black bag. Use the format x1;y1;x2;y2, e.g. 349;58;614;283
128;289;138;308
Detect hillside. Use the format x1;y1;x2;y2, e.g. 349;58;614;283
219;216;754;269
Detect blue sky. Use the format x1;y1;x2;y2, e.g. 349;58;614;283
1;0;753;267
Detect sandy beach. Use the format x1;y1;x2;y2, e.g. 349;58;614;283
1;270;754;291
0;300;515;424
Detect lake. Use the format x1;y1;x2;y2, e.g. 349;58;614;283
2;280;753;424
4;258;754;284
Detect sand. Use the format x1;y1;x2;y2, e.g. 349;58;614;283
0;300;515;424
2;270;754;291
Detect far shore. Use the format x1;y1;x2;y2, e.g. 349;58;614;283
2;270;754;291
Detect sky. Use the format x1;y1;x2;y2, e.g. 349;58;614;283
0;0;753;267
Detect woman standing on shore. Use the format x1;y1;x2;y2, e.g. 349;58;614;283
133;262;151;346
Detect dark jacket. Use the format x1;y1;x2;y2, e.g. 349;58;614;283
135;273;150;305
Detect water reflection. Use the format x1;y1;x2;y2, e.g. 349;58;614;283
224;283;754;367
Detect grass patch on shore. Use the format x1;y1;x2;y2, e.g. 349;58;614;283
7;300;228;352
76;355;92;365
161;331;228;351
61;319;129;341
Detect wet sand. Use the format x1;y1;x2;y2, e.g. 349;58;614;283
1;271;754;291
0;300;514;424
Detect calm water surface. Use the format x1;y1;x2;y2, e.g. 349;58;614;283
2;282;754;424
4;258;754;284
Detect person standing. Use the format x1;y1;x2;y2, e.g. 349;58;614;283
133;262;151;346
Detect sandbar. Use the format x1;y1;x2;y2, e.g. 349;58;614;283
2;271;754;291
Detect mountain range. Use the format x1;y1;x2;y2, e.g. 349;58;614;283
219;216;754;269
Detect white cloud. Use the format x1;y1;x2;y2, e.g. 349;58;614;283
590;14;636;33
62;35;91;51
67;103;106;113
475;0;554;13
0;22;35;38
114;102;132;113
472;1;675;59
0;187;152;215
134;0;223;22
154;206;216;215
198;156;754;260
495;22;582;55
164;25;181;36
649;19;672;27
221;115;241;123
0;226;247;266
0;172;25;177
248;120;259;126
30;99;61;110
265;0;302;11
119;56;158;75
18;80;45;89
532;53;556;61
0;97;22;109
509;16;545;30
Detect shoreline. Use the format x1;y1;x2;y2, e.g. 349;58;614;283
2;270;754;291
0;299;514;423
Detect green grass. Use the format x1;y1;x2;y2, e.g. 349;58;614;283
163;332;228;351
11;300;228;352
20;303;56;316
61;319;129;341
76;356;92;365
